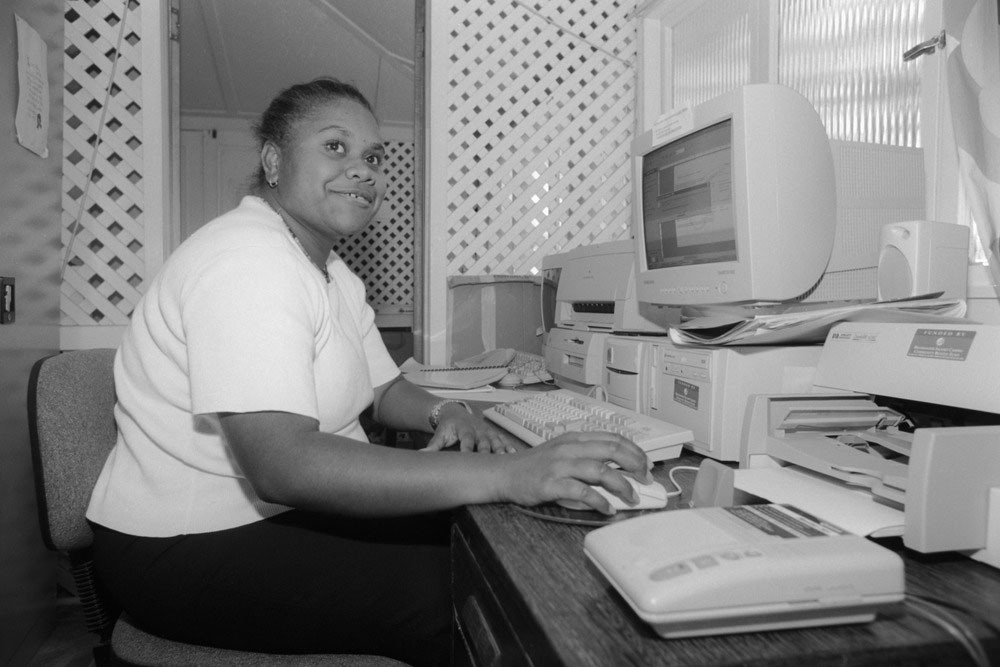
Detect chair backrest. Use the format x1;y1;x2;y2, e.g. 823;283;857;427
27;348;118;553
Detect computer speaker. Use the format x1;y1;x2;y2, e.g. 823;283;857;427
877;221;969;301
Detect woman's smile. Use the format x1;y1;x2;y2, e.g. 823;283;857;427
331;187;376;207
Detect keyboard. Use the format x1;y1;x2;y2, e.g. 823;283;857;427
483;389;693;462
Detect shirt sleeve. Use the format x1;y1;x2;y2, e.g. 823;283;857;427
182;246;324;419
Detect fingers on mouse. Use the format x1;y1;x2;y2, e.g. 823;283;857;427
557;476;668;512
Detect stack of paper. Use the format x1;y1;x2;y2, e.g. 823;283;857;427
669;296;968;346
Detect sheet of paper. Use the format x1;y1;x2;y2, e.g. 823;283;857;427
15;14;50;158
734;467;905;537
652;105;694;145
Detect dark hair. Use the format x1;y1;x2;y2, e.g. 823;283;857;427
250;77;376;190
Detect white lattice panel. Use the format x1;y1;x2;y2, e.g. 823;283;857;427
62;0;146;326
444;0;638;277
332;140;415;312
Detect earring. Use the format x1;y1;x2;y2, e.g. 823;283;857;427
267;178;277;189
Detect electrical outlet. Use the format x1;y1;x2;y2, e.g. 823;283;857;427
1;277;14;324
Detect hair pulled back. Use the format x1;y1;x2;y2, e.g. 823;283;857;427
251;77;375;190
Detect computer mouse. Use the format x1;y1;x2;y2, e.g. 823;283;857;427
498;373;523;388
557;476;668;511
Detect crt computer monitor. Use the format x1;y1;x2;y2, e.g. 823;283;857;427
633;83;837;307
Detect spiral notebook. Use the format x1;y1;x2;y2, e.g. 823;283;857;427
400;349;515;390
403;366;509;390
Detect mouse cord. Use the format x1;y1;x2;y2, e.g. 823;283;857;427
665;465;700;499
904;594;990;667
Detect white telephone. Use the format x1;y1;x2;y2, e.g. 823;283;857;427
583;504;904;638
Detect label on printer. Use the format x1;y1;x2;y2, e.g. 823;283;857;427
907;328;976;361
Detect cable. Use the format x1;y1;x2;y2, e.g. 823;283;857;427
907;593;1000;638
666;465;700;499
585;384;608;402
904;594;991;667
538;275;547;335
61;0;132;283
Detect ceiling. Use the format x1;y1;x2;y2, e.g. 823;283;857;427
178;0;417;130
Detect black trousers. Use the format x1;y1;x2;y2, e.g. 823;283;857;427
91;510;453;666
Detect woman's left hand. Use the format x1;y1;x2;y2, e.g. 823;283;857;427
422;405;519;454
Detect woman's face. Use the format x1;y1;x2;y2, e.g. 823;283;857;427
269;98;387;241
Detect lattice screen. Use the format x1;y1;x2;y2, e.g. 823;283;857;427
332;140;415;313
444;0;638;277
61;0;145;326
62;0;634;322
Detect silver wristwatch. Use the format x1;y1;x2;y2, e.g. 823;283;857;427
428;400;472;429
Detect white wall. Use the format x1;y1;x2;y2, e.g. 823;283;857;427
0;1;64;663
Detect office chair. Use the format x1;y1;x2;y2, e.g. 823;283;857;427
27;349;408;667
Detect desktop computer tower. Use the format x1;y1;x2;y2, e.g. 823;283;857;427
604;336;823;461
545;327;609;394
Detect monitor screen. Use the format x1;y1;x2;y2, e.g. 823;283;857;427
641;119;736;271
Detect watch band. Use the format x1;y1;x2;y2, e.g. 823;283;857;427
428;400;472;429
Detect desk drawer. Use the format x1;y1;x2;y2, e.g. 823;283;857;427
452;525;532;667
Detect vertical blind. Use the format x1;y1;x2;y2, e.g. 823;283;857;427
671;0;926;147
778;0;925;147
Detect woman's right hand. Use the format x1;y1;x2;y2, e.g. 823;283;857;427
499;431;652;515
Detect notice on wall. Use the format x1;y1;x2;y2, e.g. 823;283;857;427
15;14;50;158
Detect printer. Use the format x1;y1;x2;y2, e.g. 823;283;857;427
736;321;1000;569
542;240;673;393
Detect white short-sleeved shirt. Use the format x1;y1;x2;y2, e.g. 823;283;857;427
86;196;401;537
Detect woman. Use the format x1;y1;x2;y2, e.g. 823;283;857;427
86;78;651;665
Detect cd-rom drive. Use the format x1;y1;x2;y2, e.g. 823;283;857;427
604;336;823;461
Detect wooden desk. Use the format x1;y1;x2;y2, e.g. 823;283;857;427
451;454;1000;666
